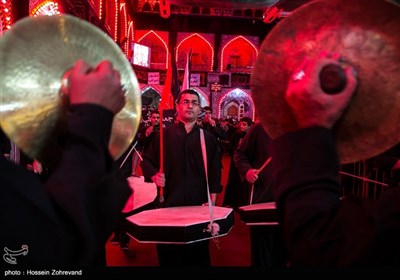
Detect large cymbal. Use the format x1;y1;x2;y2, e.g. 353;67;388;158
0;15;141;163
251;0;400;164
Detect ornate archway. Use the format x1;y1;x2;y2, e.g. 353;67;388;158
217;88;255;121
140;85;161;110
220;35;258;72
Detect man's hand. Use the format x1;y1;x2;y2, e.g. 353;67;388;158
246;169;259;184
145;126;154;137
285;53;358;129
202;193;217;206
208;118;216;127
32;159;43;174
68;60;126;115
151;172;165;188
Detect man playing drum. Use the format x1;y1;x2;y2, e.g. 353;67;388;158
141;89;223;266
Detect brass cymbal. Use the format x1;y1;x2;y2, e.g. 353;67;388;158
251;0;400;164
0;15;141;163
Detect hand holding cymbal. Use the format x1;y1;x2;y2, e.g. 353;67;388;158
0;15;141;164
251;0;400;164
68;60;126;115
286;54;358;130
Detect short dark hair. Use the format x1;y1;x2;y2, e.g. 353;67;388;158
150;109;159;116
239;117;253;126
203;106;212;112
176;89;200;104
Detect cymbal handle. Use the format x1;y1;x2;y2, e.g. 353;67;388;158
319;64;347;94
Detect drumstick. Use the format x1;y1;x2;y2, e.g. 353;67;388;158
133;146;143;162
119;141;138;169
255;157;272;175
249;157;272;205
249;184;254;205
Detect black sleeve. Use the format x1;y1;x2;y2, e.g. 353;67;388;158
272;127;400;266
214;125;228;141
234;126;256;182
271;127;356;265
44;104;132;265
205;131;223;194
141;131;161;183
136;124;149;148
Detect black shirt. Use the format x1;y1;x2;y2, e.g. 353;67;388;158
141;121;222;207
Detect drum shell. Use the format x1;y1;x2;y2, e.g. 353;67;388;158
125;206;234;244
237;202;278;226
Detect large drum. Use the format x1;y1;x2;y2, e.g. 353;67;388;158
125;206;234;244
122;176;157;215
237;202;278;226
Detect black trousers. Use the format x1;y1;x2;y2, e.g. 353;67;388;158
156;240;211;266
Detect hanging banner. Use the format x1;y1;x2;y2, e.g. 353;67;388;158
148;72;160;85
190;73;201;87
141;109;175;128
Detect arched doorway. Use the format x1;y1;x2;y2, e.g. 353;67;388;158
218;88;255;122
140;86;161;110
190;87;209;107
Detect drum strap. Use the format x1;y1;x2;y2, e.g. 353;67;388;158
200;129;220;241
200;129;213;219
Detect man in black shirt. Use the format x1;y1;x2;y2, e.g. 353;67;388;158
141;89;222;266
234;122;286;267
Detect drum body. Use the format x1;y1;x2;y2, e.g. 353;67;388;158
125;206;234;244
122;176;157;215
237;202;278;226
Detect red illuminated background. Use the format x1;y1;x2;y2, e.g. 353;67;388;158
0;0;308;121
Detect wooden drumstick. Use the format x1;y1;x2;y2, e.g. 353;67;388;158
249;157;272;205
256;157;272;175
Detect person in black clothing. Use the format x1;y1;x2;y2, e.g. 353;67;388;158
130;121;145;177
141;89;222;266
269;53;400;266
220;118;236;140
234;121;286;267
218;118;236;153
1;59;131;266
110;110;161;250
1;128;44;176
199;106;227;159
223;117;253;209
137;110;160;153
111;147;134;251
